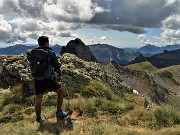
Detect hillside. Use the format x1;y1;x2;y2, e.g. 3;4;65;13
126;62;180;95
0;88;179;135
126;61;158;72
89;44;140;65
0;53;180;134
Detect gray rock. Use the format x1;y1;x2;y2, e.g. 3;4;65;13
60;38;99;63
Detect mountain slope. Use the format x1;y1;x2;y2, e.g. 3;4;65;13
129;49;180;68
126;61;158;72
89;44;140;65
0;44;33;55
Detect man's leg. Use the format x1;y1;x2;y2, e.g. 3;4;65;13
54;88;64;112
35;94;43;119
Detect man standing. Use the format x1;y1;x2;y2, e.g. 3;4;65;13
27;36;65;123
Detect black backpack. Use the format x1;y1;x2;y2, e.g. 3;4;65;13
27;47;53;80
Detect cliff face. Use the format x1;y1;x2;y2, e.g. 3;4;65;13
60;38;98;63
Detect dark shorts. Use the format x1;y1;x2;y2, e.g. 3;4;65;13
34;79;61;95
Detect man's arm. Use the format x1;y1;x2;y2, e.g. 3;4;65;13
26;51;32;61
48;51;61;74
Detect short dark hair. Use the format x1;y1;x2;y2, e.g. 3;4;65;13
38;36;49;46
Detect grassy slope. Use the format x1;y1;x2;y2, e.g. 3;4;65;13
0;88;180;135
0;119;179;135
126;61;158;72
126;62;180;92
126;63;180;108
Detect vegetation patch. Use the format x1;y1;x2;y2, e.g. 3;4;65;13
80;80;113;100
126;61;158;72
154;105;180;128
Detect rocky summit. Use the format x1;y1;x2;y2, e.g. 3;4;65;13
60;38;99;63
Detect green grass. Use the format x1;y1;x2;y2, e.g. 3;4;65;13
154;105;180;128
80;80;113;100
0;82;179;135
156;65;180;73
126;61;158;72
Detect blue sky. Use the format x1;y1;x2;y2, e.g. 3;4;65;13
0;0;179;48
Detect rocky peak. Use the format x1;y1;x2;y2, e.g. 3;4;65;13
60;38;98;63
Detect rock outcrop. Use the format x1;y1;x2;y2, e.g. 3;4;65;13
59;53;132;94
0;54;132;96
0;55;34;95
60;38;98;63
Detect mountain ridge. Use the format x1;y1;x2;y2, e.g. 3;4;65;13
137;44;180;54
129;49;180;68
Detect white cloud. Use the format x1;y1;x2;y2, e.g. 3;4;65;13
43;0;107;22
164;0;177;6
100;36;107;40
158;14;180;44
137;34;152;45
160;28;180;44
0;0;108;43
162;14;180;28
0;15;12;42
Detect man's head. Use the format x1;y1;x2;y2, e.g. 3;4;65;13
38;36;49;46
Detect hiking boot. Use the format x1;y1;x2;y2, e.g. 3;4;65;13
36;117;46;123
56;111;69;119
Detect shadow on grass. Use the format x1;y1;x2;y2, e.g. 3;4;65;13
37;116;73;135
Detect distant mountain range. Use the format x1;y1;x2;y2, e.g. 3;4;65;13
0;43;140;65
1;43;180;67
129;49;180;68
136;44;180;55
0;44;62;55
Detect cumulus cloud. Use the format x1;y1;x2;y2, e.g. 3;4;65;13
164;0;177;6
162;14;180;28
137;34;152;45
43;0;107;22
0;15;12;42
160;28;180;44
154;14;180;45
0;0;179;44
